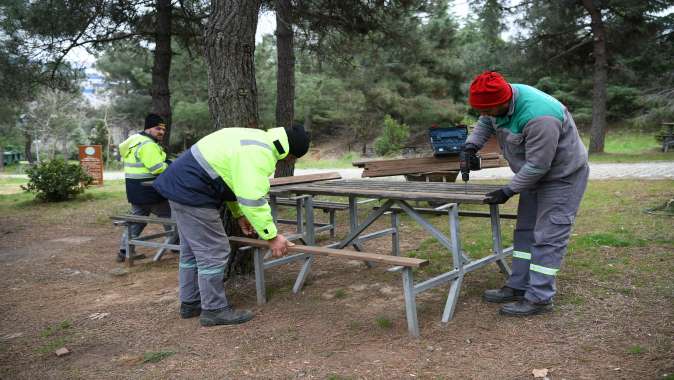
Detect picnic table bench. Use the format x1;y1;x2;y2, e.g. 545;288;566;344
228;236;428;332
110;213;431;336
110;214;178;266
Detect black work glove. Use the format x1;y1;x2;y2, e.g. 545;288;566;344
484;188;511;204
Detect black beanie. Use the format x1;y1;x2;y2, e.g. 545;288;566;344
284;124;311;158
145;113;164;130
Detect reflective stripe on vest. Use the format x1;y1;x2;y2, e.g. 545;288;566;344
191;145;219;180
240;139;273;152
134;140;153;161
236;196;267;207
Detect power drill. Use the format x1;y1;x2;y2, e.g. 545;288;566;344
459;149;482;191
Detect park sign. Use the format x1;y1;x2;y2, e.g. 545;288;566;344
79;145;103;186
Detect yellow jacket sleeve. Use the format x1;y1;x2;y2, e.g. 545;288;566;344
229;152;277;240
226;201;244;218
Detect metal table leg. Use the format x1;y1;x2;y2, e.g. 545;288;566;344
253;248;267;304
391;211;400;256
125;223;134;267
442;204;465;322
293;196;315;293
402;267;419;337
490;204;511;276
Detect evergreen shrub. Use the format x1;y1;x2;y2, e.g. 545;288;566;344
374;115;410;156
22;159;93;202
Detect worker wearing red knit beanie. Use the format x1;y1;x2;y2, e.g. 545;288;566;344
460;70;589;317
468;71;513;110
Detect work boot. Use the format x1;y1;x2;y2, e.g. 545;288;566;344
483;286;525;303
499;299;553;316
116;250;147;263
199;307;254;327
180;301;201;319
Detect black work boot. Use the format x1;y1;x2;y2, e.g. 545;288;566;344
116;249;146;263
483;286;525;303
180;301;202;319
499;299;553;316
200;307;254;327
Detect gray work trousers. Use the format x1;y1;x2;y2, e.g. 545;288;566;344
169;201;231;311
506;164;589;303
119;201;174;251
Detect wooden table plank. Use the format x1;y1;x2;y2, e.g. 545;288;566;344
270;172;341;186
271;179;504;204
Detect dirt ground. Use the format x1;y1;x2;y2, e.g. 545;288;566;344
0;192;672;379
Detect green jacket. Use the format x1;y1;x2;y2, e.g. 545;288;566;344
192;127;290;240
465;84;588;194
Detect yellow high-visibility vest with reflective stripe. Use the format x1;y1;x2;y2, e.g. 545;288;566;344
120;133;167;179
193;127;289;240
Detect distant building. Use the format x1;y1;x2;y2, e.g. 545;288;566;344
80;65;110;107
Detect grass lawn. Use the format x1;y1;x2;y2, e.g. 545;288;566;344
396;180;673;299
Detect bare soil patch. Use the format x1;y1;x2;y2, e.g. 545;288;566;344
0;195;672;379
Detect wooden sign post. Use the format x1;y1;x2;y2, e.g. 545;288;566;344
79;145;104;186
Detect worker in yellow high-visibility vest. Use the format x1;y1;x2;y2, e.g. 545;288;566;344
117;114;174;262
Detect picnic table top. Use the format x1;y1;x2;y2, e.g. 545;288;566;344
270;179;503;204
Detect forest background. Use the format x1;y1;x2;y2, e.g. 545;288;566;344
0;0;673;168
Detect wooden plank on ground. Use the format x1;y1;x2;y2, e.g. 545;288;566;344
270;172;341;186
229;236;429;268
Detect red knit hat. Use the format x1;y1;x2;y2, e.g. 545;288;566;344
468;71;513;108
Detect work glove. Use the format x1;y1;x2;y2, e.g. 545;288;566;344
484;188;511;204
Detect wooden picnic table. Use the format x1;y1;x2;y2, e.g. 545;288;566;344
269;179;514;336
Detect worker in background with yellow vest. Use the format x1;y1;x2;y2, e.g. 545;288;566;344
117;113;174;263
153;125;310;327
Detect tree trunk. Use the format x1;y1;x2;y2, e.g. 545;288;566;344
583;0;608;154
205;0;262;276
23;133;33;163
204;0;262;131
62;136;68;160
274;0;296;178
151;0;173;153
0;145;4;172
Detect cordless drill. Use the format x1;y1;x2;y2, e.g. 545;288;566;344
459;148;482;191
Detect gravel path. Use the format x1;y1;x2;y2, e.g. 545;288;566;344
295;162;674;180
2;162;672;181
